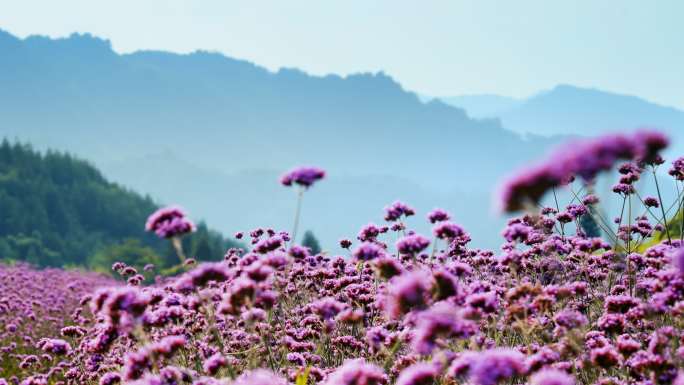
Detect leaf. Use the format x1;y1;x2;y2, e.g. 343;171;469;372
295;366;311;385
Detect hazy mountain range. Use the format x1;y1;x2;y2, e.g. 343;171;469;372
1;28;682;251
438;85;684;155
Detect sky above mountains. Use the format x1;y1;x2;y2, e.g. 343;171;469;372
1;1;682;109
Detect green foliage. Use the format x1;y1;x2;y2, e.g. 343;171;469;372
301;230;321;255
90;238;162;274
580;213;602;238
0;139;239;271
667;205;684;238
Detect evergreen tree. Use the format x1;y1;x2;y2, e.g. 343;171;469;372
0;139;241;270
301;230;322;255
580;213;602;238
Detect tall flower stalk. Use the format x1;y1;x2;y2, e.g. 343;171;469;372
280;166;325;244
652;166;672;243
291;187;304;244
145;205;195;263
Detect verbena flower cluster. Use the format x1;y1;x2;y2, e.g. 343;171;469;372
280;167;326;189
145;206;196;239
3;130;684;385
499;130;668;212
0;264;116;383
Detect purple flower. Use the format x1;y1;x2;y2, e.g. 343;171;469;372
99;372;121;385
432;269;459;300
92;286;150;329
555;211;573;224
311;297;348;320
589;345;621;368
385;271;432;318
553;309;588;329
466;291;498;313
145;206;195;238
433;222;465;240
498;130;669;212
37;338;71;355
288;245;310;259
530;369;575;385
566;204;587;217
502;223;531;243
365;327;390;352
232;369;288;385
675;371;684;385
395;363;437;385
604;295;639;314
669;157;684;180
412;302;476;355
253;235;284;254
672;247;684;275
384;201;416;222
582;194;600;205
353;242;386;261
280;166;326;188
396;234;430;255
427;208;451;223
358;223;382;241
616;334;641;355
173;262;231;292
203;353;227;375
643;196;660;208
323;359;386;385
468;348;526;385
373;256;405;279
612;183;635;195
339;239;353;249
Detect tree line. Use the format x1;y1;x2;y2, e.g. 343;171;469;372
0;139;240;273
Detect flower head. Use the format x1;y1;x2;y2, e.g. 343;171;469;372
498;130;669;212
412;302;476;355
530;369;575;385
672;247;684;275
468;348;526;385
353;242;386;261
395;363;437;385
280;166;326;188
145;206;195;238
433;222;465;240
384;201;415;222
232;369;287;385
427;208;451;224
323;359;386;385
385;271;432;318
396;234;430;255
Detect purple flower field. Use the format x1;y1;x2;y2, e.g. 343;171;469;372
3;130;684;385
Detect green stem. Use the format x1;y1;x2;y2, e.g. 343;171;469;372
171;236;186;263
652;167;672;243
291;188;304;244
680;181;684;242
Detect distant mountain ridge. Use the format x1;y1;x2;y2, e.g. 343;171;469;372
439;85;684;154
0;29;565;249
437;94;522;119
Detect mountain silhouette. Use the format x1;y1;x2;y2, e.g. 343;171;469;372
441;85;684;154
0;29;565;249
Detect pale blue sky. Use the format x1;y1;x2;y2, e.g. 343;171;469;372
1;0;682;108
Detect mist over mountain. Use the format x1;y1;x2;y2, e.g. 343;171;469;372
0;29;566;249
440;85;684;155
437;95;522;120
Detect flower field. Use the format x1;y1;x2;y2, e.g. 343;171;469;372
2;130;684;385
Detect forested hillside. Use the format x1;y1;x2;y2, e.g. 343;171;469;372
0;139;238;270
